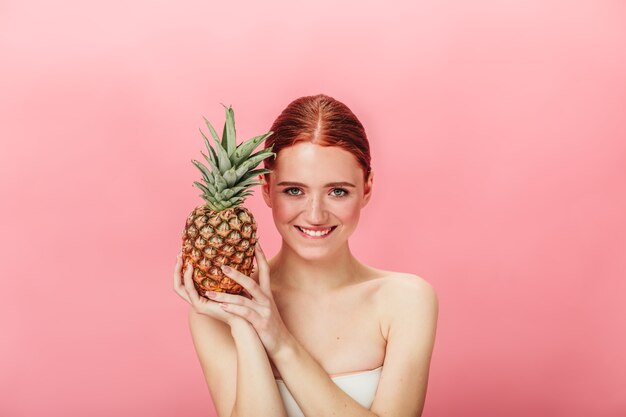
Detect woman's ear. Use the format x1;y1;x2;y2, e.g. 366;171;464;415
361;170;374;208
260;174;272;208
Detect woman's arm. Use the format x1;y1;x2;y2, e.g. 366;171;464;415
188;309;288;417
272;334;380;417
271;276;439;417
176;251;287;417
210;246;438;416
230;319;288;417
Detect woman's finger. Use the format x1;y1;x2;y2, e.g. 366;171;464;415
221;265;266;301
183;263;205;307
173;253;192;303
255;241;271;293
219;303;262;327
205;290;256;310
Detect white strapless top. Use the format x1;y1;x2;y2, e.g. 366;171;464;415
274;366;383;417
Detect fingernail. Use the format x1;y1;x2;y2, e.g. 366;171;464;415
221;264;231;273
206;291;216;298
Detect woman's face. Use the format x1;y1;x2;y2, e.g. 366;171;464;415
261;142;373;261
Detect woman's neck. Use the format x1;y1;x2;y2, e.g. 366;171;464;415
268;242;365;293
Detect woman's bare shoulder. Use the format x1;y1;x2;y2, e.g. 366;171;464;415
365;267;436;296
367;269;438;339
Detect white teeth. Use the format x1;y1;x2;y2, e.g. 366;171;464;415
298;226;332;237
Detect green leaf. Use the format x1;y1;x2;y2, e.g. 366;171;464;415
201;116;231;173
214;137;232;173
222;187;246;200
200;151;219;174
221;104;237;156
199;128;217;164
203;116;221;145
191;159;212;181
236;177;261;189
230;185;247;195
235;150;276;178
214;172;228;192
238;168;271;184
232;132;274;166
222;167;237;187
193;181;211;196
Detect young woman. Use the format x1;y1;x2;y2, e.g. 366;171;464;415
174;94;439;417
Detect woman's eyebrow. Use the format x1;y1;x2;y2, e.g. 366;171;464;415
276;181;356;188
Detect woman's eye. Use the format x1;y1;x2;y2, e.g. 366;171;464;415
331;188;348;197
283;188;348;197
284;188;302;196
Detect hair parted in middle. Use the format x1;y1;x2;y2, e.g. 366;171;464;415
263;94;371;182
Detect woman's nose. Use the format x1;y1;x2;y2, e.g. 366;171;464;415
304;196;328;224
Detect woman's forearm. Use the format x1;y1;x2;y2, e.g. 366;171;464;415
273;336;378;417
229;320;287;417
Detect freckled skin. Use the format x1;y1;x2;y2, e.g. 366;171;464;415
258;142;389;378
261;142;373;263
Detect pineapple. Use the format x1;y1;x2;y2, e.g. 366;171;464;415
181;104;274;297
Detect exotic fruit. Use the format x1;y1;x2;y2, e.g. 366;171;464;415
181;105;274;296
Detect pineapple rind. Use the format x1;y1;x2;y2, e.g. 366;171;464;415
182;205;257;296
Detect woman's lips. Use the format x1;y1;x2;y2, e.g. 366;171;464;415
294;225;337;239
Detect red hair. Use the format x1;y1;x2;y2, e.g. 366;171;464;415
263;94;371;180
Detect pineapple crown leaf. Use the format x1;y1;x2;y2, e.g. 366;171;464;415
193;105;275;209
202;116;221;147
231;131;274;166
199;128;220;168
222;168;238;187
234;149;276;178
193;181;211;196
214;173;228;192
201;118;232;172
191;159;213;183
200;150;219;174
203;118;232;174
220;104;237;156
237;176;263;188
239;168;271;183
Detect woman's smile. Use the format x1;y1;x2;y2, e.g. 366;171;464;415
294;225;338;239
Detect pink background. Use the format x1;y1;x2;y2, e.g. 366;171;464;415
1;1;625;416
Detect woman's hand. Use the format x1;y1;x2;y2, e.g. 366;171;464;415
205;242;293;358
173;250;249;329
